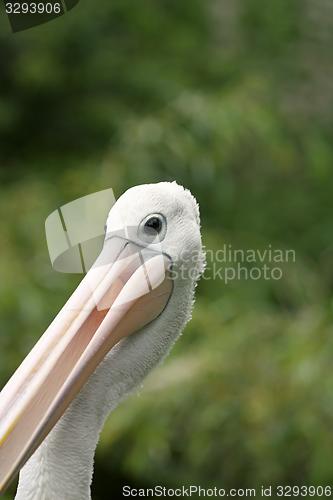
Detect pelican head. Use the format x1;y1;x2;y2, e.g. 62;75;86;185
0;181;204;498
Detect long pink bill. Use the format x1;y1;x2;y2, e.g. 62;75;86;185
0;237;173;493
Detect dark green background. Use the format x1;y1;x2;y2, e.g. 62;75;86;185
1;0;333;498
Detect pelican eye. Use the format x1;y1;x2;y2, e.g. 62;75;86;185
145;216;162;233
138;213;167;243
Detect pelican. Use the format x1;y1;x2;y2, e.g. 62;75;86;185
0;181;204;500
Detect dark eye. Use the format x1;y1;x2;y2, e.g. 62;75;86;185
138;213;167;243
144;216;162;234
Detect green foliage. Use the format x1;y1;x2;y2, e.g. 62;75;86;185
1;0;333;498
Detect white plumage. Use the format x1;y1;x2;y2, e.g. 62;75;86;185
14;181;204;500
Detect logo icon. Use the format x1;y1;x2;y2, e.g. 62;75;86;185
45;188;116;274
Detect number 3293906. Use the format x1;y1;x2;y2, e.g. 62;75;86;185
5;2;62;14
276;485;332;497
